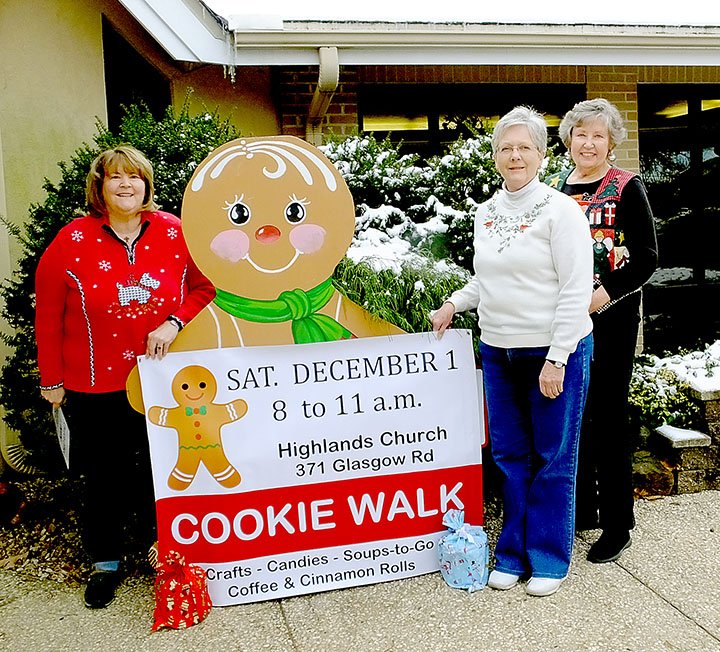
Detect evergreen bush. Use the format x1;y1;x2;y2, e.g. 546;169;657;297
324;133;569;273
628;356;702;430
0;103;238;471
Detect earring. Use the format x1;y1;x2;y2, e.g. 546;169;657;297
608;150;617;162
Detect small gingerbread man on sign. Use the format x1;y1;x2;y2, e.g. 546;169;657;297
148;365;248;490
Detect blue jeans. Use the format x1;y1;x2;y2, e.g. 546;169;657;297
481;334;593;579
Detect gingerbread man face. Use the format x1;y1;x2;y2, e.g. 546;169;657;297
182;136;354;301
170;365;218;406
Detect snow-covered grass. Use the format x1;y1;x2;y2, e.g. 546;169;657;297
649;266;720;285
640;341;720;394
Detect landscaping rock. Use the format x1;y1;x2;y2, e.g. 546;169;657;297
632;450;675;497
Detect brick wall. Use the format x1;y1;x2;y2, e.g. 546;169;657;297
275;67;359;139
586;67;640;171
359;65;586;85
275;65;586;141
274;63;720;150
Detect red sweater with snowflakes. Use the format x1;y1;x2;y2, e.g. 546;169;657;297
35;211;215;393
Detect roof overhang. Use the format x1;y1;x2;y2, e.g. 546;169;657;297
116;0;232;63
231;23;720;66
117;0;720;67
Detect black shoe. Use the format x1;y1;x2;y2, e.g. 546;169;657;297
587;530;631;563
84;571;120;609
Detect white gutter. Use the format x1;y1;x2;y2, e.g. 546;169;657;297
230;22;720;66
306;47;339;146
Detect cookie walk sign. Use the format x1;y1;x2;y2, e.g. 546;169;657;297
138;330;484;606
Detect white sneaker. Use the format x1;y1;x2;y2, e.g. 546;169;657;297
525;576;565;597
487;570;520;590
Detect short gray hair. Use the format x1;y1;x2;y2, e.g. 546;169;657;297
491;106;548;156
558;98;627;150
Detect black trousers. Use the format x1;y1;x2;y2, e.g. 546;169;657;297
576;296;640;532
63;390;157;564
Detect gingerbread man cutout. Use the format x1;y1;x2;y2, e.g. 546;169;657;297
128;136;403;412
147;365;248;491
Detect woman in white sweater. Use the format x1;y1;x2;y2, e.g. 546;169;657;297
432;106;593;597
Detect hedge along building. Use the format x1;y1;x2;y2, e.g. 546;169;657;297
0;0;719;463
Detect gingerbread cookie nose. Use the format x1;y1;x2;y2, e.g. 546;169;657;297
255;225;281;243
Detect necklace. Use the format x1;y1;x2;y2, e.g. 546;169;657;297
110;222;142;244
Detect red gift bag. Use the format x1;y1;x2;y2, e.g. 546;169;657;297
152;551;212;631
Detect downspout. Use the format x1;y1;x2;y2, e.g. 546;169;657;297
305;46;339;146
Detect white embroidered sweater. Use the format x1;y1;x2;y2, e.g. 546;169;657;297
448;177;593;364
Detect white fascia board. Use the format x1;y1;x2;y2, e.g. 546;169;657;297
230;46;720;66
231;24;720;66
117;0;235;64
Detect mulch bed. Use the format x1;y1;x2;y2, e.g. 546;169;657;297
0;475;151;585
0;473;502;586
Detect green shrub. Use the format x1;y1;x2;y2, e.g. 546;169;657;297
0;103;238;471
323;133;570;273
321;135;431;211
628;355;702;430
333;257;478;338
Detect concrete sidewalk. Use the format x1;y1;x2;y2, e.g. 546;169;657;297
1;491;719;652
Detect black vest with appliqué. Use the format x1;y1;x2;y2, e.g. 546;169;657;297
547;167;636;290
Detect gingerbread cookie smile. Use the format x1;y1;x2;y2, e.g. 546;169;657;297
209;192;326;276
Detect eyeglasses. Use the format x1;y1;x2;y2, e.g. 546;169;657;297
497;144;537;156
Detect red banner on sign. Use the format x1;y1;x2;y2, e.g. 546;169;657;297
156;464;483;564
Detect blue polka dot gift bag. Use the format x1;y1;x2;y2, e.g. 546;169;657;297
438;509;488;592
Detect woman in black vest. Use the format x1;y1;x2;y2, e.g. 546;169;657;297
548;98;658;563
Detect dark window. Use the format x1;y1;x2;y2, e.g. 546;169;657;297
359;83;585;158
639;84;720;349
639;85;720;279
102;18;171;132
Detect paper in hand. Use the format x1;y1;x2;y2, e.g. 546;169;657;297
53;406;70;469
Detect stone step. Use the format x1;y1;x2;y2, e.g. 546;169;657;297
644;424;719;494
655;424;711;448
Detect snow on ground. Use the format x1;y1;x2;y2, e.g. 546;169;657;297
649;267;720;285
640;341;720;394
640;267;720;393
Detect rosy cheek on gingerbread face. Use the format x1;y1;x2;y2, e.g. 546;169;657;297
289;223;326;254
210;229;250;262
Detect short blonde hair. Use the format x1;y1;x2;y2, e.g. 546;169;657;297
558;98;627;150
86;145;158;217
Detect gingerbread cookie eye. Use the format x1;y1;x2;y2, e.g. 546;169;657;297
224;195;251;226
199;382;207;389
181;383;189;390
285;196;308;224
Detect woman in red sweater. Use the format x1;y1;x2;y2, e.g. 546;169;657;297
35;145;215;609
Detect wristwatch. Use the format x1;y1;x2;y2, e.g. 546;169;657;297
547;359;565;368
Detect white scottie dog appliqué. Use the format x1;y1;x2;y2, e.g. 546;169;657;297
117;272;161;306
